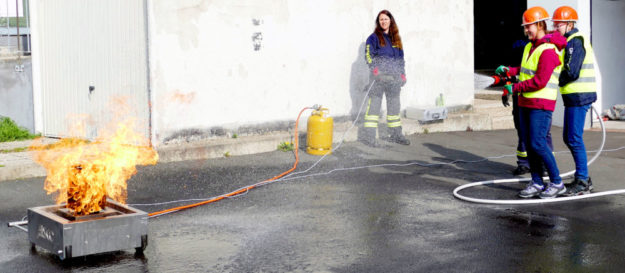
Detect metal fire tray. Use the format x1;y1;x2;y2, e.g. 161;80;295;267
27;199;148;260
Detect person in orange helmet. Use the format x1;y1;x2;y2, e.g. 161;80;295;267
552;6;597;196
496;7;567;198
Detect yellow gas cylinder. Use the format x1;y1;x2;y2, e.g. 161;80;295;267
306;108;333;155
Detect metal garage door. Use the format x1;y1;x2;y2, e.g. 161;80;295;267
32;0;149;140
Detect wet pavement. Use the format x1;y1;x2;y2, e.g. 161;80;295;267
2;128;625;272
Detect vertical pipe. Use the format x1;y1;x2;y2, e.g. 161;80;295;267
144;0;154;145
15;0;19;53
24;0;28;53
6;0;9;48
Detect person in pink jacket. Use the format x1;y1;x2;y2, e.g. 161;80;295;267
496;7;568;199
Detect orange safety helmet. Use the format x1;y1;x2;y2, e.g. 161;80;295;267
522;6;550;26
552;6;578;22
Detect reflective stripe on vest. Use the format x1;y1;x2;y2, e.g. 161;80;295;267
560;33;597;94
519;42;562;100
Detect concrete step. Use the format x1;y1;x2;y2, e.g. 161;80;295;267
157;110;495;163
492;116;515;130
0;152;46;181
472;98;514;130
474;89;502;101
473;98;512;118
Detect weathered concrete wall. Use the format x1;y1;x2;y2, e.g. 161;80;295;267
0;57;34;132
592;0;625;112
147;0;474;144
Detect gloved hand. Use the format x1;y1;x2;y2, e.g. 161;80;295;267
372;67;380;80
400;74;407;87
502;93;510;107
501;84;513;107
503;84;513;95
495;65;509;76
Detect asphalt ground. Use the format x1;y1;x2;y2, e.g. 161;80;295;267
2;128;625;272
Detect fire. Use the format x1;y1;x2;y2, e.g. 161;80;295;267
31;99;158;215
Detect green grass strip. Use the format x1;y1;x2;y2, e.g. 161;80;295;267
0;117;38;142
0;147;28;154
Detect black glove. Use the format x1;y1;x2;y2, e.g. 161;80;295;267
502;94;510;107
501;84;513;107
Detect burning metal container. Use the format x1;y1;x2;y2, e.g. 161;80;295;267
27;198;148;260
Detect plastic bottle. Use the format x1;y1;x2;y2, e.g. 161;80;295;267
436;93;445;107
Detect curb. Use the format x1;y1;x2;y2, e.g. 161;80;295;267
0;109;511;182
0;161;46;181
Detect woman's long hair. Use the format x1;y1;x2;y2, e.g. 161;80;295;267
374;10;403;50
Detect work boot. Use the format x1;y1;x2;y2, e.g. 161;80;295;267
387;127;411;145
361;138;382;147
539;182;566;199
359;127;381;147
512;165;530;175
563;177;593;196
519;183;544;198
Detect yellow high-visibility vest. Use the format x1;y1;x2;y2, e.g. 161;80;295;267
519;42;563;101
559;32;597;95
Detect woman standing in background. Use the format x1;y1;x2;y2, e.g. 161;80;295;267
361;10;409;147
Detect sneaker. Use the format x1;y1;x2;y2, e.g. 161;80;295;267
388;134;410;145
563;177;593;196
519;183;544;198
512;165;530;175
539;183;566;199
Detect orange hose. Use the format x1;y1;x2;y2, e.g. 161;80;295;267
148;107;310;217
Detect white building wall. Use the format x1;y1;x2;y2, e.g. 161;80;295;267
147;0;474;144
592;0;625;112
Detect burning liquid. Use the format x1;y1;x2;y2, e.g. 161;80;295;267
66;164;108;215
32;100;158;215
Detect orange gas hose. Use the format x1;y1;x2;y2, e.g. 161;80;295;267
148;107;311;217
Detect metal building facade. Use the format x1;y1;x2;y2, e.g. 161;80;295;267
30;0;149;139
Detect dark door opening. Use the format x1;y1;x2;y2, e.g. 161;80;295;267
474;0;527;71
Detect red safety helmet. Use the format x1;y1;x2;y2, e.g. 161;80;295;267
522;6;550;26
552;6;578;22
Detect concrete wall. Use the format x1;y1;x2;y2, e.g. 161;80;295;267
592;0;625;112
147;0;474;144
0;57;34;132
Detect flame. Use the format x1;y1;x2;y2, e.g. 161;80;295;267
31;98;158;215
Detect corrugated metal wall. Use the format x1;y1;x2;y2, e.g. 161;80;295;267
32;0;149;139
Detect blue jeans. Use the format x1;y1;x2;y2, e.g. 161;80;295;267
519;107;561;185
512;95;553;168
563;104;591;180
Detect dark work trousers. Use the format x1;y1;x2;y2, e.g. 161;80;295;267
364;79;402;133
512;94;553;168
519;107;561;186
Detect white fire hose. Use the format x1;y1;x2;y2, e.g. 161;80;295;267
452;105;625;204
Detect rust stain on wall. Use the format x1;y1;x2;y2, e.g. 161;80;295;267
167;90;197;104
